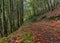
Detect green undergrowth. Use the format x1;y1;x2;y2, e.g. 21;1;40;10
0;30;33;43
0;37;9;43
20;31;33;43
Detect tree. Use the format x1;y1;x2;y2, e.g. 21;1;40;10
20;0;23;26
1;0;7;37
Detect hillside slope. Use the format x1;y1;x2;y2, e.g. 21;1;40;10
47;6;60;18
1;6;60;43
4;6;60;43
7;20;60;43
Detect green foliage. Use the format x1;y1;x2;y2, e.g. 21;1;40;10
0;37;9;43
20;31;33;43
0;31;33;43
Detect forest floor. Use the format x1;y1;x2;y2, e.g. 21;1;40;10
0;6;60;43
0;20;59;43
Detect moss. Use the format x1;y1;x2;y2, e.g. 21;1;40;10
0;37;9;43
20;31;33;43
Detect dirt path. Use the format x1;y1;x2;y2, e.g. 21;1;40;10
8;20;60;43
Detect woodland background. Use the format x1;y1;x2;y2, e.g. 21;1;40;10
0;0;60;37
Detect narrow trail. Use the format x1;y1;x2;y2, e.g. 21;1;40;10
8;20;60;43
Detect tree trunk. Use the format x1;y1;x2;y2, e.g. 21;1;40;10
9;0;13;33
20;0;23;26
2;0;7;37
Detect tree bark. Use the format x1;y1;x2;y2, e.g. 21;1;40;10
2;0;7;37
20;0;23;26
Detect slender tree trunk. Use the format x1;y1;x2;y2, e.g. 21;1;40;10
9;0;13;33
2;0;7;37
16;0;20;28
0;0;3;37
20;0;23;26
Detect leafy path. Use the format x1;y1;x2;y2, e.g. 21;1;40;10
7;20;60;43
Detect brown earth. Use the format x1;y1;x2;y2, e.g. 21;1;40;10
8;20;60;43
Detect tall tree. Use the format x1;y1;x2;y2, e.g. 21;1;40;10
9;0;14;33
20;0;23;26
2;0;7;37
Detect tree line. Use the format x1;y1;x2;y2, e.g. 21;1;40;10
0;0;60;37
